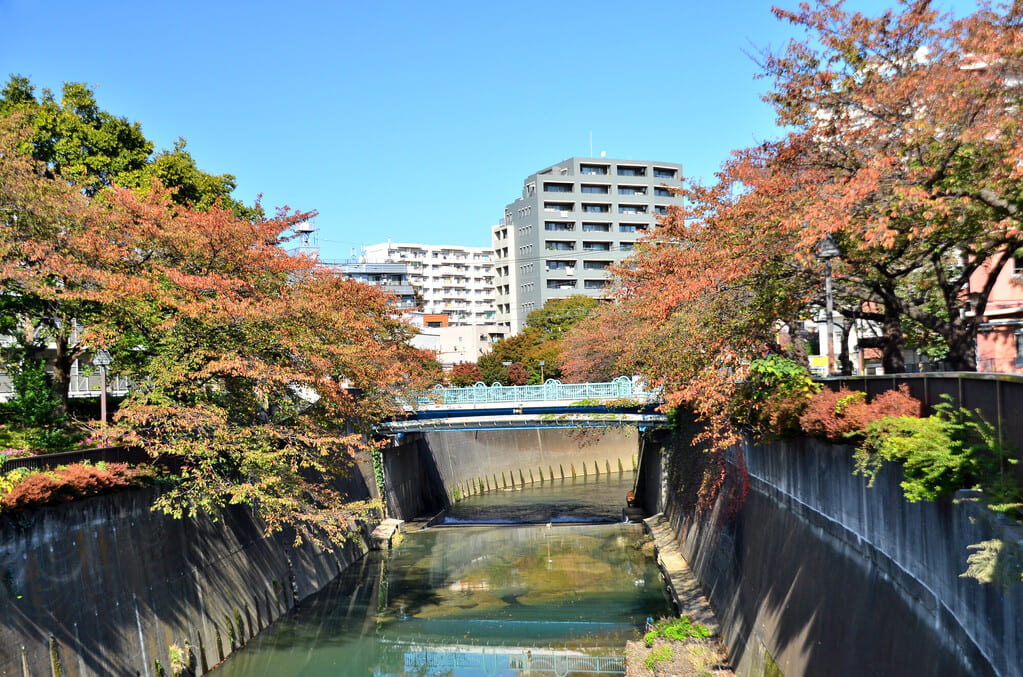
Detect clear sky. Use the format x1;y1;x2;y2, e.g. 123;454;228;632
1;0;976;261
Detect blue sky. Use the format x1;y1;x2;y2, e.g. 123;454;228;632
1;0;976;261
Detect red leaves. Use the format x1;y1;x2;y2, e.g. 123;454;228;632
1;463;150;511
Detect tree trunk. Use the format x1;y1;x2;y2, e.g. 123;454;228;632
838;317;855;376
943;323;977;371
52;333;71;417
881;312;906;374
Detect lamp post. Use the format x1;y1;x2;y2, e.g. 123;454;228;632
816;234;841;376
92;349;113;431
539;360;545;383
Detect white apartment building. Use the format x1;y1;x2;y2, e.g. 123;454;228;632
361;241;498;326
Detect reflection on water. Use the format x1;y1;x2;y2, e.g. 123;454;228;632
441;474;633;525
216;476;671;676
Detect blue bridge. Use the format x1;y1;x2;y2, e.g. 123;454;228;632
384;377;667;433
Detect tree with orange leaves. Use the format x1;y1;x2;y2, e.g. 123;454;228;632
566;0;1023;448
1;115;438;543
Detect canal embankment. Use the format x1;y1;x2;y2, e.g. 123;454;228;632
0;464;377;677
637;426;1023;677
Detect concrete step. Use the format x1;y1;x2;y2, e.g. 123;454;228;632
369;518;405;550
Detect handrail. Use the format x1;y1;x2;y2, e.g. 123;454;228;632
414;377;660;407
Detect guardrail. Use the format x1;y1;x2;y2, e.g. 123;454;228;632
414;376;659;407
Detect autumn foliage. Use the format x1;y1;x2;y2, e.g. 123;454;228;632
1;463;154;511
800;385;921;443
563;0;1023;464
0;109;440;545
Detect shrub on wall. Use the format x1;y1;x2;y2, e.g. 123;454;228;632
800;385;920;443
0;462;157;511
732;356;819;436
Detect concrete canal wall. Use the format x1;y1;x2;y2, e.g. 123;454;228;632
638;428;1023;677
0;466;377;676
382;427;639;520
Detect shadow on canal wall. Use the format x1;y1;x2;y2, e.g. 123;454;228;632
382;427;639;519
0;464;377;676
636;420;1023;677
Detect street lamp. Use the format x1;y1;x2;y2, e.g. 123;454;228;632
539;360;545;382
816;234;842;376
92;349;113;429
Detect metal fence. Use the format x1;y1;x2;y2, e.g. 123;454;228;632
822;372;1023;479
414;376;656;407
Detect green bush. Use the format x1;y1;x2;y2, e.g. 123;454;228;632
732;356;819;436
643;616;712;647
857;396;1021;507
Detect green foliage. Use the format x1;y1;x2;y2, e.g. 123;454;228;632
857;396;1022;506
643;616;712;647
858;415;960;501
645;645;674;670
959;539;1023;586
0;361;82;452
525;295;598;340
732;356;819;435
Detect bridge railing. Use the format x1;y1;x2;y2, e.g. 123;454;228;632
414;376;658;407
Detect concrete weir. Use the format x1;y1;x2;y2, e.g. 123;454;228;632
381;427;639;520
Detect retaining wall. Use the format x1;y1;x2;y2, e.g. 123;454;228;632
382;427;640;520
640;429;1023;677
0;466;377;676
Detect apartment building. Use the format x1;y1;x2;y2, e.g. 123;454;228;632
493;157;684;332
331;261;417;310
361;241;498;326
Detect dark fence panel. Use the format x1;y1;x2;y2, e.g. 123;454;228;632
2;446;149;473
823;372;1023;483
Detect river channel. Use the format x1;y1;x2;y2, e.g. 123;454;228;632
215;475;673;676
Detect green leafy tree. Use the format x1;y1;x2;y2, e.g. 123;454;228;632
525;295;598;340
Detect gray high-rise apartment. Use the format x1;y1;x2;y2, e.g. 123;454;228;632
492;157;684;332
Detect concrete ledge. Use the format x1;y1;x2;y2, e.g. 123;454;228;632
643;512;721;635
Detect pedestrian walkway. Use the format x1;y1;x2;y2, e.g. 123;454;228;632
643;512;720;634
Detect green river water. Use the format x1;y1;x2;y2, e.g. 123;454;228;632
215;475;673;676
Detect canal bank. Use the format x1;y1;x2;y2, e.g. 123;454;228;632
0;467;377;676
636;426;1023;677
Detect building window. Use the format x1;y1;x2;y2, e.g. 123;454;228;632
584;279;607;289
544;182;572;192
581;184;609;194
547;260;576;272
546;241;576;251
582;222;611;232
544;202;573;212
583;241;611;251
654;187;673;197
581;164;609;175
1016;329;1023;367
619;205;647;215
582;203;610;213
545;221;575;231
617;165;646;177
584;260;610;270
654;206;669;215
620;242;635;251
618;186;646;196
547;279;577;289
653;167;677;179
